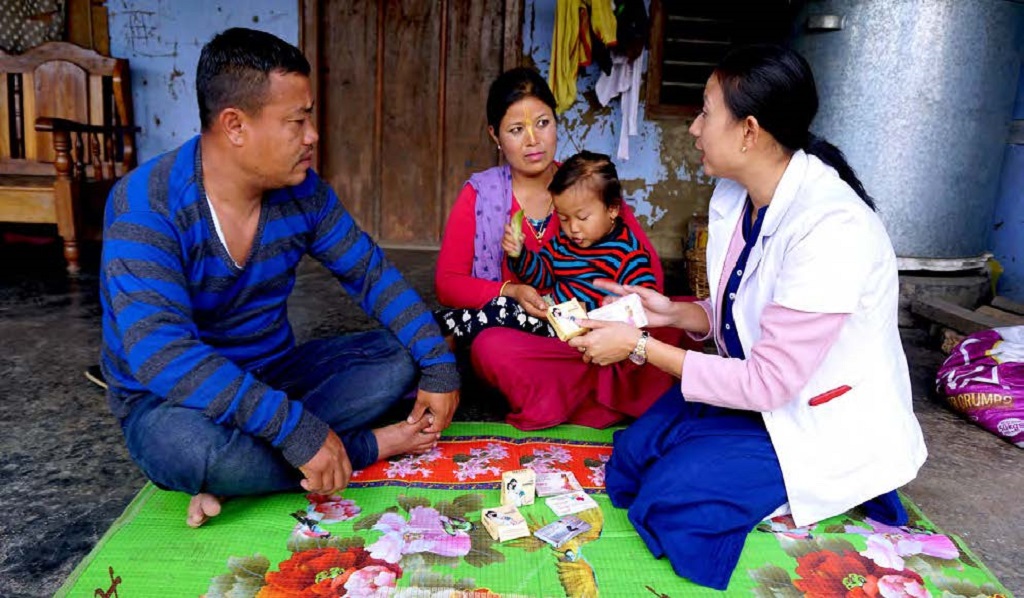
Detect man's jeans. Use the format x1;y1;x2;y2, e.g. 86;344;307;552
120;330;417;496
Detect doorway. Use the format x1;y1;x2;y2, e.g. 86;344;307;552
301;0;524;248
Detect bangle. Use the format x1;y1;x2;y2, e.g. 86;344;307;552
499;281;511;297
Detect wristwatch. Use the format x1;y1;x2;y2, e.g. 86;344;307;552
628;331;650;365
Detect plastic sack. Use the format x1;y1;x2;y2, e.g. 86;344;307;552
937;326;1024;448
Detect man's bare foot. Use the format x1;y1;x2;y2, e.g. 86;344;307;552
186;493;223;528
374;418;440;460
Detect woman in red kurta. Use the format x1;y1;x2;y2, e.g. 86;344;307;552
435;67;697;429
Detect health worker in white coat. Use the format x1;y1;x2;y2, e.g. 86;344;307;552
567;44;927;591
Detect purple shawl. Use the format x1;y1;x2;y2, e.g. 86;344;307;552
467;164;513;281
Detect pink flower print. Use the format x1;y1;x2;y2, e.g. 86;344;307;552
846;519;959;570
423;446;445;460
343;564;400;597
479;442;512;460
386;458;427;479
453;443;508;481
473;443;510;460
306;494;361;524
385;446;444;480
455;459;501;481
527;445;572;473
367;514;407;564
587;454;610;487
368;506;472;564
420;446;444;462
878;574;930;598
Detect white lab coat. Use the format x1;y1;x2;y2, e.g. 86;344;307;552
704;150;927;526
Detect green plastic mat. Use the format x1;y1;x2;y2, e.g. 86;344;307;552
58;423;1010;597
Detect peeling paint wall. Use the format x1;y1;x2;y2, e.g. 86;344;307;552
107;0;297;162
524;0;712;259
991;62;1024;302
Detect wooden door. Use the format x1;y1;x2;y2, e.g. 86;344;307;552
302;0;523;248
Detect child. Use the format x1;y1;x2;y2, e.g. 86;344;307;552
436;151;657;347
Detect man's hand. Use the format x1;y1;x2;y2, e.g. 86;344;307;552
407;389;460;434
299;430;352;495
506;283;549;318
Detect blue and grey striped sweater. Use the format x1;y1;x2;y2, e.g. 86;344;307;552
100;136;457;467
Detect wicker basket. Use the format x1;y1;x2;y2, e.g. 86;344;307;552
685;248;709;299
684;213;710;299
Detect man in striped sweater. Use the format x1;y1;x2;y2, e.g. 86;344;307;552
100;28;459;527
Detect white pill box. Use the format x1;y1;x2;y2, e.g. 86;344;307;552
587;293;648;328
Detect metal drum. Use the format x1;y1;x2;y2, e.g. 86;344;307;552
792;0;1022;259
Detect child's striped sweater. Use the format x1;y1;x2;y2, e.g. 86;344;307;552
507;220;657;311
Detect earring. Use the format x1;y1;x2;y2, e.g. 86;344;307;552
496;143;501;151
741;146;748;153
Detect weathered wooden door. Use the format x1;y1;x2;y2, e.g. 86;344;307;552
302;0;522;248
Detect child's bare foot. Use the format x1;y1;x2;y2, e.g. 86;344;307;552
374;419;440;460
186;493;223;528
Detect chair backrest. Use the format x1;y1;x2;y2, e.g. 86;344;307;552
0;41;135;177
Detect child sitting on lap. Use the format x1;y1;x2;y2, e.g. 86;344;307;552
436;151;657;347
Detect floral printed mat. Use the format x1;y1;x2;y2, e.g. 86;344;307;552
58;423;1009;597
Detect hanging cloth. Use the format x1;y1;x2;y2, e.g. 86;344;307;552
549;0;618;114
595;49;645;160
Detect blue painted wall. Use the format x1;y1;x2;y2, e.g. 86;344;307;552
991;61;1024;302
107;0;297;162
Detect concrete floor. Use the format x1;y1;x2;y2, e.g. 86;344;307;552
0;241;1020;597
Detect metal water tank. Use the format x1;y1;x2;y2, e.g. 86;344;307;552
792;0;1022;258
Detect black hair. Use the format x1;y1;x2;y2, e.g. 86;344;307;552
548;150;622;209
196;28;311;130
715;44;875;210
486;67;558;132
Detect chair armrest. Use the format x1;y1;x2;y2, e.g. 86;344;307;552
34;117;141;179
34;116;140;135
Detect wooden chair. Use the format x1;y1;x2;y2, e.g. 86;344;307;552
0;42;138;272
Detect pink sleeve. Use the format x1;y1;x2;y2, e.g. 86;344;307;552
686;299;714;343
679;304;848;412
